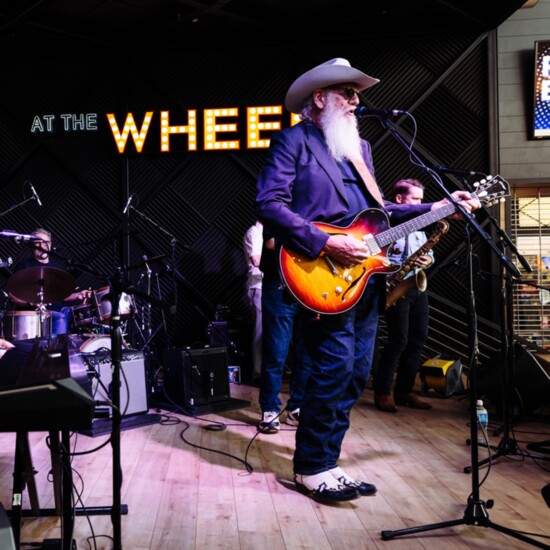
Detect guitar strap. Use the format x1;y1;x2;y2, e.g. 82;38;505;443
351;158;384;207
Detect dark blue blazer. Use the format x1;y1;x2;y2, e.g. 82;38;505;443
256;121;431;260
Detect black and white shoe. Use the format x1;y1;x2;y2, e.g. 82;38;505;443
328;466;377;496
294;472;360;503
258;411;280;434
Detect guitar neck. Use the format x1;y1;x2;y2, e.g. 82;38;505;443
376;202;456;248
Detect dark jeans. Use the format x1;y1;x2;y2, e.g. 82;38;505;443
374;288;429;396
259;280;311;413
293;280;380;475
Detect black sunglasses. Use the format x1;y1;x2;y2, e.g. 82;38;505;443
325;86;360;100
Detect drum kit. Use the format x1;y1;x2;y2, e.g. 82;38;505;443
1;265;135;352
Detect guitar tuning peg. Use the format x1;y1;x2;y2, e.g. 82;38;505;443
500;197;506;202
473;182;480;187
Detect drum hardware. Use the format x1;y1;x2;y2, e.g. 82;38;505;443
121;198;181;350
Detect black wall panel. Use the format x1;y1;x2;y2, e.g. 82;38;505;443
0;32;500;361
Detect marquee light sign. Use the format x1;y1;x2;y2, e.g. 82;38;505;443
31;107;302;153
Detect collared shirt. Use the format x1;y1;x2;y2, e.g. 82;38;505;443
387;230;434;279
337;161;378;226
243;221;263;290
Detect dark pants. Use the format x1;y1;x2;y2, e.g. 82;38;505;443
374;288;429;396
259;280;311;413
293;280;380;475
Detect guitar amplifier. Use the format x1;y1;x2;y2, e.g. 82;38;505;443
82;349;149;417
163;347;230;408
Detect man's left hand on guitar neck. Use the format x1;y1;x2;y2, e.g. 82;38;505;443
431;190;481;220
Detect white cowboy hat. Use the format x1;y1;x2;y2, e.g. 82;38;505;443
284;57;380;114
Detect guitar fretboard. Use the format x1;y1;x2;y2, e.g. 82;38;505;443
375;203;456;248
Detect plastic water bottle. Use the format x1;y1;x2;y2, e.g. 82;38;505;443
476;399;489;445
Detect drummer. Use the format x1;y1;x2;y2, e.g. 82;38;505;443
8;228;92;336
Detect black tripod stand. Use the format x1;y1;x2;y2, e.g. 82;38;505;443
382;223;549;548
376;115;549;545
464;217;550;471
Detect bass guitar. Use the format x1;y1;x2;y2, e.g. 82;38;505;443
279;175;509;315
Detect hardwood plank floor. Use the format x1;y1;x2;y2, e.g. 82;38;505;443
1;380;549;549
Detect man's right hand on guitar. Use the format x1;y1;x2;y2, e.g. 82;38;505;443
323;234;371;266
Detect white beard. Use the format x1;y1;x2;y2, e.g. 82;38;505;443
319;98;363;163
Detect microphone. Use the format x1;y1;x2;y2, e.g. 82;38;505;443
27;181;42;206
354;106;408;119
0;230;44;242
432;165;485;177
122;194;134;214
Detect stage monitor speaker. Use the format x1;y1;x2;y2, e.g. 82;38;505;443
477;344;550;415
163;347;230;408
82;350;149;417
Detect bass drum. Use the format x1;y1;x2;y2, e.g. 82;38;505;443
79;335;129;353
1;310;52;341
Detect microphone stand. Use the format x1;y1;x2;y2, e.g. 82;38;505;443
126;203;179;348
462;202;550;469
0;190;40;218
42;249;171;550
378;118;548;548
103;273;123;550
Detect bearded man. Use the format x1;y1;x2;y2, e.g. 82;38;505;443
256;58;480;504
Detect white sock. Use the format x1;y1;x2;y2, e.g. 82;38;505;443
328;466;356;483
296;471;341;491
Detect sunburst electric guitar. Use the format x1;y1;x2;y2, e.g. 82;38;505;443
279;175;509;315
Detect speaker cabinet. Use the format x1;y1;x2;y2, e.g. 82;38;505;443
207;321;252;380
163;347;230;408
82;350;149;417
477;344;550;415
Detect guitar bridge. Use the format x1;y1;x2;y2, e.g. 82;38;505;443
362;234;381;255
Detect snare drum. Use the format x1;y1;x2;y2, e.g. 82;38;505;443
70;303;96;331
94;286;134;322
79;335;129;353
1;310;52;341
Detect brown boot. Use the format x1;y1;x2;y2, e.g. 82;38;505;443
394;392;432;410
374;394;398;413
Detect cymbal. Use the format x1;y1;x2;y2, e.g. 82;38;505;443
7;265;75;305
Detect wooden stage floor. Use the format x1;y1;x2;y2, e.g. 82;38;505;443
1;381;549;549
